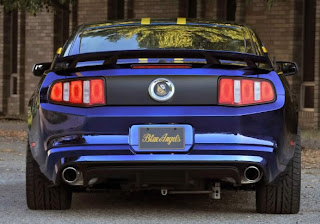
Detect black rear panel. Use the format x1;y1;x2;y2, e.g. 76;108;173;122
105;75;218;105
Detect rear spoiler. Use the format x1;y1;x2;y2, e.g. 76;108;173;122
52;49;273;73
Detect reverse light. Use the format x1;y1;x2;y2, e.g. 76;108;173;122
49;78;105;106
218;78;275;106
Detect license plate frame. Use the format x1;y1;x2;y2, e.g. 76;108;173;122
138;126;185;150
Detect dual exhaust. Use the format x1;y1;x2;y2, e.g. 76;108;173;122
61;166;262;185
243;166;262;183
62;167;81;185
61;167;97;186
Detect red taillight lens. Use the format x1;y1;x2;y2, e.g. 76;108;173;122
261;81;275;102
70;80;83;104
49;78;105;106
218;78;275;106
50;82;63;102
241;79;254;104
90;79;105;105
218;78;234;104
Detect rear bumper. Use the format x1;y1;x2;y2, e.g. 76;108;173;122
28;98;296;186
45;142;283;186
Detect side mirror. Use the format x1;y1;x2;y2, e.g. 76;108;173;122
276;61;298;76
32;62;52;76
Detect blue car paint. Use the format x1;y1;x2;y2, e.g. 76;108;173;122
28;65;297;186
28;20;298;188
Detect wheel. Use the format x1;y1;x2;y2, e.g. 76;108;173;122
256;131;301;214
26;143;72;210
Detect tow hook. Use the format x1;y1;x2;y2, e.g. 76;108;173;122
161;188;168;196
211;182;221;200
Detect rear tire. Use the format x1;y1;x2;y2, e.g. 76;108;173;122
26;143;72;210
256;131;301;214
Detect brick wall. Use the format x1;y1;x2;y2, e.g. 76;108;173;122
133;0;180;18
314;1;320;129
235;0;246;23
245;0;300;61
299;111;315;129
24;11;54;110
196;0;204;18
78;0;108;25
204;0;218;19
0;0;318;128
244;0;301;89
0;7;3;114
7;11;20;116
243;0;308;127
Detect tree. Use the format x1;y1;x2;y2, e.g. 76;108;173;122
0;0;72;13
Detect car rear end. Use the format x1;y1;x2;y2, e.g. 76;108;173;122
27;19;300;213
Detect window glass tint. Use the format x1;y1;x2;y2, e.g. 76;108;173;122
79;25;255;54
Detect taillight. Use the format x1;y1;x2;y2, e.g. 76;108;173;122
50;82;63;102
49;78;105;106
218;79;234;104
90;79;105;104
218;78;275;106
70;80;83;104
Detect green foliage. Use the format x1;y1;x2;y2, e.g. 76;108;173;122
0;0;72;13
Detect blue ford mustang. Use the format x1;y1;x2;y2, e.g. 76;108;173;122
26;19;300;213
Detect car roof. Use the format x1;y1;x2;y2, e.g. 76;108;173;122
79;18;249;32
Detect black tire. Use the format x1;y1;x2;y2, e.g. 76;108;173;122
26;143;72;210
256;131;301;214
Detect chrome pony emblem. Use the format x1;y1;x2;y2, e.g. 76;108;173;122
148;78;175;102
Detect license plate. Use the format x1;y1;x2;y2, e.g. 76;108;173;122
139;127;185;150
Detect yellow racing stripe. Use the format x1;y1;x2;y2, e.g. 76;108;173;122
262;46;268;53
56;47;62;54
141;18;150;25
174;58;184;63
177;17;186;25
139;58;148;63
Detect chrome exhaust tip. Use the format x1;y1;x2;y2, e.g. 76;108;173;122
62;167;80;184
244;166;261;183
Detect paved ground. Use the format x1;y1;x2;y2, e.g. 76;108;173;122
0;121;319;224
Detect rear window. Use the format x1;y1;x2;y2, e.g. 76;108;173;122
79;25;256;54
